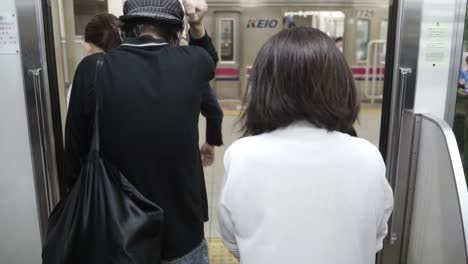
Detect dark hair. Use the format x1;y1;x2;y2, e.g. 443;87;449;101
240;27;359;136
85;13;122;52
335;36;343;43
121;18;184;47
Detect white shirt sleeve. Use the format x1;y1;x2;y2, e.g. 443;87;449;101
217;147;240;259
375;157;394;252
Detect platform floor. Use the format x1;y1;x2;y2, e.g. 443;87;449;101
200;101;382;263
208;238;238;264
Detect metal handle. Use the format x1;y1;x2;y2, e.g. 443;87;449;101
387;67;413;245
388;67;412;175
394;67;412;131
28;68;53;213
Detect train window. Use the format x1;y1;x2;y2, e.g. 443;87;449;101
283;11;345;39
380;20;388;40
379;20;388;63
73;0;108;35
356;19;370;61
219;19;235;63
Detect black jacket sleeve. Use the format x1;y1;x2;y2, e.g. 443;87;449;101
63;54;100;192
189;32;219;65
201;83;223;146
190;31;223;146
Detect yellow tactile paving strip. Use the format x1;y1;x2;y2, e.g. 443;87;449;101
220;100;382;117
220;100;242;117
208;238;239;264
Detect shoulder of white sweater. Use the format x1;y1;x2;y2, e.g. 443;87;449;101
226;126;384;165
225;133;268;156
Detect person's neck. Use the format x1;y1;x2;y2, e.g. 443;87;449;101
139;32;161;39
88;44;103;55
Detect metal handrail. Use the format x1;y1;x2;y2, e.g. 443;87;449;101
365;39;386;104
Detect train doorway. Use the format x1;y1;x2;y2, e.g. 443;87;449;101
41;1;390;148
4;0;401;263
47;3;391;150
20;0;395;263
5;0;468;263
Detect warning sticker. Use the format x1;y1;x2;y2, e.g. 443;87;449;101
0;12;19;54
422;21;450;64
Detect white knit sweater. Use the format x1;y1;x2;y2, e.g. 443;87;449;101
218;122;393;264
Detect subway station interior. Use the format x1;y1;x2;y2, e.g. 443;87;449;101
3;0;468;263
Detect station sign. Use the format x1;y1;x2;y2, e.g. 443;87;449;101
247;19;279;29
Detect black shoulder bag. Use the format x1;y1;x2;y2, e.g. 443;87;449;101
42;56;164;264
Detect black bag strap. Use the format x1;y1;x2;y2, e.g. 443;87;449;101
91;56;104;152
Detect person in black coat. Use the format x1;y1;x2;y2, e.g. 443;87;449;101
64;0;222;261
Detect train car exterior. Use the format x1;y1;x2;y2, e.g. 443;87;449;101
202;1;389;101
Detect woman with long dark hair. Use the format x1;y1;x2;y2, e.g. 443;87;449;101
217;27;393;264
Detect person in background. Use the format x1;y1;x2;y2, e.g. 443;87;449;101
65;0;222;262
458;56;468;95
217;27;393;264
335;36;343;52
66;13;122;107
335;35;358;137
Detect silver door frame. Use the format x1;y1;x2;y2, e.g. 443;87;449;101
381;0;468;263
15;0;61;242
445;0;468;126
379;0;423;262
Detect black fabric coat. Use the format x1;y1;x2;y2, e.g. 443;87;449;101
64;34;222;259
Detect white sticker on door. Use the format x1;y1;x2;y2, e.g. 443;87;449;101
422;21;450;65
0;12;19;54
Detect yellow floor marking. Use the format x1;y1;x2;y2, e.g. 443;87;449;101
222;106;382;117
361;107;383;115
208;238;238;264
223;110;241;116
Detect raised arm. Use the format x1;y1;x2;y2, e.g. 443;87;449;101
185;1;219;65
189;28;219;65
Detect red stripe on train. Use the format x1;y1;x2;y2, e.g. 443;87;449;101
221;67;386;78
246;66;384;76
216;68;240;76
351;68;385;75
